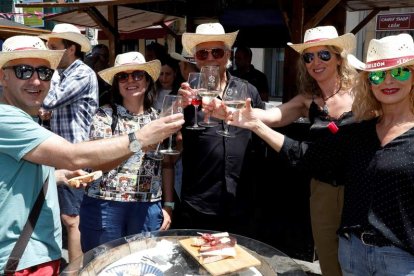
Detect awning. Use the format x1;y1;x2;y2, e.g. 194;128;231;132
0;18;50;40
44;5;180;36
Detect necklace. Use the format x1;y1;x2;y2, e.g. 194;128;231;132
322;86;341;115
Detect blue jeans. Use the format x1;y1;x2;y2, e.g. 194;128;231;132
339;234;414;276
79;196;163;252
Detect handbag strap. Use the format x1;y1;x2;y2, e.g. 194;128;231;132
4;176;49;274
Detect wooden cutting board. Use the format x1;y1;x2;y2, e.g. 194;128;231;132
179;237;261;275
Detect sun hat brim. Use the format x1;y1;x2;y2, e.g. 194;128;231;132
347;54;414;71
170;52;196;64
287;33;356;54
98;59;161;85
182;31;239;55
0;50;64;69
39;32;91;52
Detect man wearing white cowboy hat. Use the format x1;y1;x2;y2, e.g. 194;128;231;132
175;22;265;235
0;35;183;275
38;23;99;262
227;33;414;275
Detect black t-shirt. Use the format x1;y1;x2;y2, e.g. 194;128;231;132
181;73;264;216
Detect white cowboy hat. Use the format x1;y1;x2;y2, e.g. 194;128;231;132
170;48;196;64
287;26;356;54
39;23;91;52
347;33;414;71
0;35;64;69
98;51;161;85
182;23;239;55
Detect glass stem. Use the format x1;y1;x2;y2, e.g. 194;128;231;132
193;105;198;127
224;122;229;133
168;135;173;151
154;143;160;153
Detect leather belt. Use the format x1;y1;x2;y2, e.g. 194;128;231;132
340;230;393;247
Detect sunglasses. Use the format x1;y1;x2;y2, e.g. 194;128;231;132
368;67;411;85
115;70;146;83
302;50;332;64
2;64;54;81
195;48;226;60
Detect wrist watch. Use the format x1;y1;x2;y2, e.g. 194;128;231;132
128;132;141;153
164;201;175;210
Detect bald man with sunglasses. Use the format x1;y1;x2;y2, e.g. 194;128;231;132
174;23;264;235
0;35;183;275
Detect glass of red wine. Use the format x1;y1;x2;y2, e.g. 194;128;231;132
186;72;206;130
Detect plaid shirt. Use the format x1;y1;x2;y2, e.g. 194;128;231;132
43;59;99;143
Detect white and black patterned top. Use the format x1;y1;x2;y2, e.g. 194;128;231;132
85;104;162;202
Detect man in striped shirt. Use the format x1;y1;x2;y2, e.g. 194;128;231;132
40;23;99;263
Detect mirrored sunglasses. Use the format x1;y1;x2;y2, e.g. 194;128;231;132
302;50;332;64
116;70;146;83
368;67;411;85
2;64;54;81
195;48;226;60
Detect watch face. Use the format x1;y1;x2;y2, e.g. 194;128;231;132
129;141;141;153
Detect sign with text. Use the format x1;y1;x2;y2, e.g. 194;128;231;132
376;13;414;31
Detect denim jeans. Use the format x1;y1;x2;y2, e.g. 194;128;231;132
79;196;163;252
339;234;414;276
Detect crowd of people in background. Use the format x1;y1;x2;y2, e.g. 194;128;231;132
1;20;414;276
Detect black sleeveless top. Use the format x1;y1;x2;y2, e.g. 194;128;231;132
307;98;355;185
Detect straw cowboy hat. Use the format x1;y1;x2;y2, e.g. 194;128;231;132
182;23;239;55
170;48;196;64
347;33;414;71
0;35;64;69
39;23;91;52
287;25;356;54
98;51;161;85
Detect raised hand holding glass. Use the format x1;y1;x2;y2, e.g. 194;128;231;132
216;77;248;138
198;65;220;127
186;72;206;130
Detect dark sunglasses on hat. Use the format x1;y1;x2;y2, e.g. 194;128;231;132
2;64;54;81
115;70;146;83
368;67;411;85
195;48;226;61
302;50;332;64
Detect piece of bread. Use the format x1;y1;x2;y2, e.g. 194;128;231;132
68;171;102;187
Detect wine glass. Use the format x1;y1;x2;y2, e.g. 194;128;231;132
159;95;183;155
216;77;248;138
198;65;220;127
186;72;206;130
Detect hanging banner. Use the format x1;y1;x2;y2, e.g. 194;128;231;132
376;13;414;31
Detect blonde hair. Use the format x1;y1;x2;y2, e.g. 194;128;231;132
352;65;414;121
296;45;357;97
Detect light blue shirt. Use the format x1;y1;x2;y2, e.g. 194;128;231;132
0;104;61;273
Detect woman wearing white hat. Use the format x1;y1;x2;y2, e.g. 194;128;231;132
229;33;414;275
79;52;176;252
207;25;357;276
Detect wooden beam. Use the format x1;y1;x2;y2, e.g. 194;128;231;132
304;0;341;30
107;5;119;64
283;0;304;103
83;7;118;38
350;8;386;34
158;21;178;40
15;0;166;8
